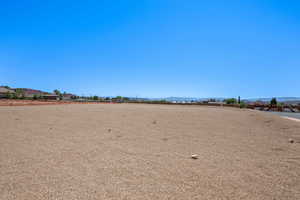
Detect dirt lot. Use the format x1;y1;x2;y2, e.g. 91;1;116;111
0;99;112;106
0;104;299;200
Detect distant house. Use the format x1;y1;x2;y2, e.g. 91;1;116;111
42;94;59;100
62;93;75;100
15;88;60;100
0;87;15;98
20;88;45;98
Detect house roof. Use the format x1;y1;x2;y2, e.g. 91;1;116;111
0;87;15;93
63;93;75;97
42;94;59;97
20;88;45;95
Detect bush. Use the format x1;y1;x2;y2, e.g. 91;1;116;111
5;92;13;99
33;94;38;100
93;96;99;101
240;101;247;108
225;98;237;104
270;98;277;106
15;88;25;99
12;93;18;99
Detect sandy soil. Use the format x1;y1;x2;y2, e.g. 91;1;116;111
0;99;113;106
0;104;299;200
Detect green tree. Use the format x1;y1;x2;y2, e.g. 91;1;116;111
12;93;18;99
54;89;61;96
240;101;247;108
33;94;39;100
270;98;277;106
225;98;237;104
15;89;25;99
54;89;63;100
93;96;99;100
5;91;13;99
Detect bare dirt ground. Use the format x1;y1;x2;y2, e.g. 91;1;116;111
0;99;113;106
0;104;299;200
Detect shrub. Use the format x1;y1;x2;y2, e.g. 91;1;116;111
225;98;237;104
93;96;99;101
33;94;38;100
5;92;13;99
15;88;25;99
270;98;277;106
240;101;247;108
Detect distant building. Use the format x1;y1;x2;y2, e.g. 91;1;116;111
15;88;60;100
42;94;59;100
62;93;75;100
0;87;15;98
20;88;45;98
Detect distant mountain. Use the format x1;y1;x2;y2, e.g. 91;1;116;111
144;97;226;102
2;85;300;104
159;97;300;103
141;96;300;104
15;88;49;95
245;97;300;103
163;97;201;102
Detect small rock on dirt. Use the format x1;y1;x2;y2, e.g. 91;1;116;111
289;138;294;143
191;154;198;159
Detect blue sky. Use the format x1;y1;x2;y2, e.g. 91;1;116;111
0;0;299;98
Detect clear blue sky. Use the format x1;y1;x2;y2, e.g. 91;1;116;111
0;0;299;98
